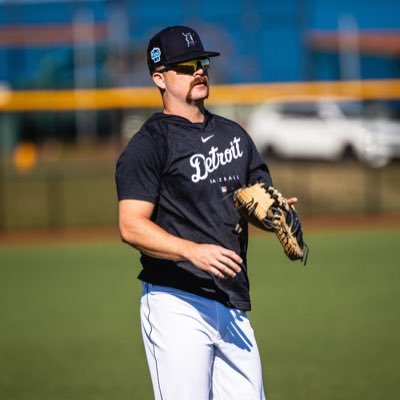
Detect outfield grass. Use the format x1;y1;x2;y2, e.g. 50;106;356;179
0;229;399;400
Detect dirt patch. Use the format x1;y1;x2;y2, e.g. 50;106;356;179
0;226;121;247
302;213;400;231
1;214;399;247
250;213;400;236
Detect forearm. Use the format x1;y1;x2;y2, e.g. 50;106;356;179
118;199;242;279
120;216;194;260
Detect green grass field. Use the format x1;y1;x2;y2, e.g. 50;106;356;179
1;229;399;400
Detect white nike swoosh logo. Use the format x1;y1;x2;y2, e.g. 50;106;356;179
201;135;214;143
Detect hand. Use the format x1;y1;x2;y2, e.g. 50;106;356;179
287;197;298;206
186;243;243;279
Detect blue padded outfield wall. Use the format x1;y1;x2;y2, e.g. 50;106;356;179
0;0;398;89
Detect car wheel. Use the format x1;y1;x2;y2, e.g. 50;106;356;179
341;144;356;160
363;153;390;168
262;145;278;161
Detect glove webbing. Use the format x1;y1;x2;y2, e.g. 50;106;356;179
273;211;309;265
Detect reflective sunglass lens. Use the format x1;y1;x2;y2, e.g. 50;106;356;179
173;59;210;74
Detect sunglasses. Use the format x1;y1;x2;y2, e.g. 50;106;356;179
160;58;210;75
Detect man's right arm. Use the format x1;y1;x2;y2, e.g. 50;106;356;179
118;199;242;279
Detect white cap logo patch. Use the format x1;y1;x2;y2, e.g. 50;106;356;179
150;47;161;63
182;32;195;47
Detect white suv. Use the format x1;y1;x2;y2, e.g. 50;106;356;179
246;101;400;167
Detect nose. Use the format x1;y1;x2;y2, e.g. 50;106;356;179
194;61;205;75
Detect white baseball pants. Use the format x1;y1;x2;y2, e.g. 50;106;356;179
140;283;266;400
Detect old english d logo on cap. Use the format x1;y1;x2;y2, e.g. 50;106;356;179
182;32;195;47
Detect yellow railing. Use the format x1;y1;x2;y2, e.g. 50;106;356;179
0;79;399;111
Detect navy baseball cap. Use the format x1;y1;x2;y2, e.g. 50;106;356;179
147;26;220;72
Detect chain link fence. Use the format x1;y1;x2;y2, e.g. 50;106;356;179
0;159;118;231
1;157;399;232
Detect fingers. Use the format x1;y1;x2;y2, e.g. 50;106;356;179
287;197;298;206
208;266;226;280
208;252;242;279
219;249;242;269
210;261;237;279
190;244;243;279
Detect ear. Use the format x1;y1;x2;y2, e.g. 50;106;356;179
152;72;166;90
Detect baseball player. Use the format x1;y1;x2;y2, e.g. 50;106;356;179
115;25;297;400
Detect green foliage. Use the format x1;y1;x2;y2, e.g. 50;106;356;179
1;230;399;399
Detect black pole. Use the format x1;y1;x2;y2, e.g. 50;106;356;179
46;169;65;229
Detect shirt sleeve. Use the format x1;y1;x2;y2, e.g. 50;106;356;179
115;130;167;203
246;132;273;186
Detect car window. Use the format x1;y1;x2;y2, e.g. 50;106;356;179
277;103;319;118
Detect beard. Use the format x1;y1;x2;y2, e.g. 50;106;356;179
186;76;209;103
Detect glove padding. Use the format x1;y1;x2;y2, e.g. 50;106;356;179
233;183;309;265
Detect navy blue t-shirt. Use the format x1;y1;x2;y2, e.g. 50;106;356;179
115;110;272;310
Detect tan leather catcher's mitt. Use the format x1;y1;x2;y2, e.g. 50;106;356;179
233;183;309;265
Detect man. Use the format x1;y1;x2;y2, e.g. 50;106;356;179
115;25;296;400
